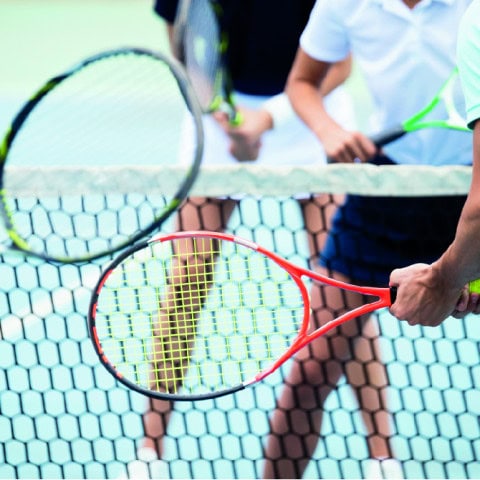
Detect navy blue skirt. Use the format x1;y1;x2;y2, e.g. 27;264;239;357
320;156;467;286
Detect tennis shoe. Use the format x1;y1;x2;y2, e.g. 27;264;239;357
118;447;169;479
364;458;403;479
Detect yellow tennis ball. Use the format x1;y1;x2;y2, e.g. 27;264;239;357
469;279;480;294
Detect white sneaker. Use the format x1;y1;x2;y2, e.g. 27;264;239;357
118;448;169;479
364;458;403;479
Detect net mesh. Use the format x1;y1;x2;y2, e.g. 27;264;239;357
1;163;479;480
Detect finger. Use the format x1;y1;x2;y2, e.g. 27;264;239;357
389;268;403;286
345;133;377;162
465;293;480;315
451;308;472;319
212;111;230;130
328;146;357;164
455;288;469;311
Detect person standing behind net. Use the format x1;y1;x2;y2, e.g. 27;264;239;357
389;0;480;326
262;0;473;479
122;1;385;478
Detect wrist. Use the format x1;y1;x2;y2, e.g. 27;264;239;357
257;109;274;132
430;258;465;292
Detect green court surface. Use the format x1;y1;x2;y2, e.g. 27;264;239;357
0;0;371;134
0;1;168;133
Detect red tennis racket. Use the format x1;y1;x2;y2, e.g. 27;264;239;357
88;231;396;400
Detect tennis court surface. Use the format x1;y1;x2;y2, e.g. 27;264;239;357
1;2;479;479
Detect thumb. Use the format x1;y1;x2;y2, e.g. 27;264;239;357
212;111;230;130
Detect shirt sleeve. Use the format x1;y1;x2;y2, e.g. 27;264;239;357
153;0;179;24
299;2;350;63
457;1;480;129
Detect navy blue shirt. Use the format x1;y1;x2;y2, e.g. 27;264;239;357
153;0;315;96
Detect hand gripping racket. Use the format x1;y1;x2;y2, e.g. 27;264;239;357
88;231;397;401
172;0;242;125
0;47;203;263
370;67;470;147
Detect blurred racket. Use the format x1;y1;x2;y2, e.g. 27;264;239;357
173;0;242;125
88;230;397;401
371;67;470;147
0;47;203;263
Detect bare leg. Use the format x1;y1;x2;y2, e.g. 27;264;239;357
299;194;344;267
348;316;393;459
303;194;394;460
142;196;237;457
263;276;372;478
263;194;395;478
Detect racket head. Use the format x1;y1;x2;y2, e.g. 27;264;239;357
0;48;203;263
370;67;469;147
88;231;309;401
173;0;240;124
404;67;469;132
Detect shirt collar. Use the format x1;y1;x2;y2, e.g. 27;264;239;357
370;0;455;6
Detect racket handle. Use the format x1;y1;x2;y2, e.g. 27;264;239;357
469;279;480;294
369;125;406;147
389;286;397;304
390;282;480;312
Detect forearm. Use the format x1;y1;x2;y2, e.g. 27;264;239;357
319;54;352;97
433;122;480;287
286;49;376;163
263;54;350;130
286;67;339;142
166;24;175;48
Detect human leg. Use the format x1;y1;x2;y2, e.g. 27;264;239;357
263;193;397;478
262;273;376;479
304;193;396;460
140;197;237;461
347;316;393;460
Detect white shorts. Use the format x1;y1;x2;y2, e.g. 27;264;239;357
201;86;356;166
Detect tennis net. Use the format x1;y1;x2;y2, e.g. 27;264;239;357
0;162;478;480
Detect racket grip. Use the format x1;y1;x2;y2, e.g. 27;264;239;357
389;286;397;304
369;125;406;147
390;281;479;308
469;279;480;294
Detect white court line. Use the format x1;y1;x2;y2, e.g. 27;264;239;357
0;270;99;342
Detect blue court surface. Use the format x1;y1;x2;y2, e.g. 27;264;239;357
1;2;479;479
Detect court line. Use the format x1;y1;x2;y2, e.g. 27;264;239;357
0;270;99;342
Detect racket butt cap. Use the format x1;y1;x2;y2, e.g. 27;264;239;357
389;286;397;304
469;279;480;294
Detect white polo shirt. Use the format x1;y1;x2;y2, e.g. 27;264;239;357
457;0;480;128
300;0;473;166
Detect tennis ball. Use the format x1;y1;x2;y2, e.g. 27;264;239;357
468;279;480;294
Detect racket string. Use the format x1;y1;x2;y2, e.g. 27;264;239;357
182;0;223;112
4;50;201;261
151;243;217;393
95;236;305;396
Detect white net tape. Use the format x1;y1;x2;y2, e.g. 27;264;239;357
6;163;472;197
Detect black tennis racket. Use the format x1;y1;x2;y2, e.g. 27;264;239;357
0;47;203;263
371;67;470;147
88;230;396;401
173;0;242;125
